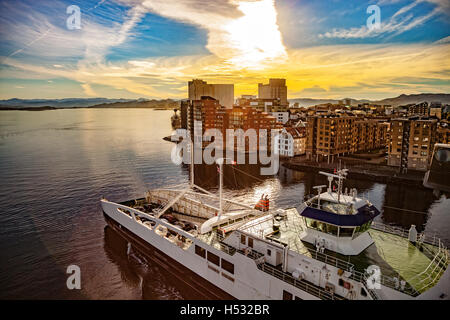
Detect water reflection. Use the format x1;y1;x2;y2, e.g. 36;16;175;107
187;159;441;237
0;109;447;300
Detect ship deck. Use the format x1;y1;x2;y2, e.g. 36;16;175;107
124;197;448;297
232;208;448;296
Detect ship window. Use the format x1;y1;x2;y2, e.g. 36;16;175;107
195;245;206;258
305;218;318;229
248;238;254;248
282;290;293;300
240;234;246;245
221;259;234;274
267;249;272;256
339;227;354;238
338;279;344;287
361;288;367;297
207;251;220;266
326;224;338;236
294;296;303;300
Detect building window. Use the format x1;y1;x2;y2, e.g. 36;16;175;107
207;251;220;266
221;259;234;274
195;245;206;258
282;290;293;300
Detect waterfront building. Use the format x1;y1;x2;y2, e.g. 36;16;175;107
387;117;438;172
181;96;282;152
305;114;388;163
278;127;306;157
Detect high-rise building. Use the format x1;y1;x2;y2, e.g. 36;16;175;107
188;79;234;108
258;79;288;106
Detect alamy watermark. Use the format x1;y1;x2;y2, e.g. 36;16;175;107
366;5;381;30
171;128;281;175
66;264;81;290
66;5;81;30
366;265;381;290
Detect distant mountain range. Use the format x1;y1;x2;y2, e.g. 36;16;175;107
289;93;450;108
0;98;179;110
1;93;449;110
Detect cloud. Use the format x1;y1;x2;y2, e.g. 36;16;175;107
320;0;442;39
435;36;450;44
125;0;287;68
81;83;97;96
0;0;449;100
3;41;449;99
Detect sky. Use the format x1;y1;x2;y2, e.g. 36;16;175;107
0;0;449;100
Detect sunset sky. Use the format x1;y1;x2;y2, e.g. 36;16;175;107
0;0;449;100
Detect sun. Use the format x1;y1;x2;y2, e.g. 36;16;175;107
223;0;287;69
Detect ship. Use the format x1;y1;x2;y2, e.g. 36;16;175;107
101;152;450;300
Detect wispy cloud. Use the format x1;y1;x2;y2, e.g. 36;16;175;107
435;36;450;44
320;0;443;39
0;0;448;100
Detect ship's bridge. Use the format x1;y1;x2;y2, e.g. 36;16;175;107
298;170;381;255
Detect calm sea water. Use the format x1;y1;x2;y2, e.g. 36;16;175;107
0;109;448;299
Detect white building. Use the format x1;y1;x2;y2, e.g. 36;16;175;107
278;127;306;157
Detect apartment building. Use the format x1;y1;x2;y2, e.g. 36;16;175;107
181;97;282;151
387;117;438;172
406;102;429;116
306;115;388;162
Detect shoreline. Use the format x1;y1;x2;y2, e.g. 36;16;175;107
282;160;427;188
0;106;178;111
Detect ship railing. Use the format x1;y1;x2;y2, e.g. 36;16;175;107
257;262;344;300
236;247;265;261
370;222;450;294
370;222;441;247
310;250;355;273
214;232;237;256
358;273;380;300
232;248;343;300
350;269;419;297
408;239;450;294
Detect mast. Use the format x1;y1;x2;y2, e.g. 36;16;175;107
190;138;194;187
218;158;223;218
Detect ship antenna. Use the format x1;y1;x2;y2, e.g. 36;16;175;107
190;138;194;187
313;185;327;208
217;158;224;218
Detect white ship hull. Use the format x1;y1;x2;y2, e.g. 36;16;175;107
101;199;322;300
